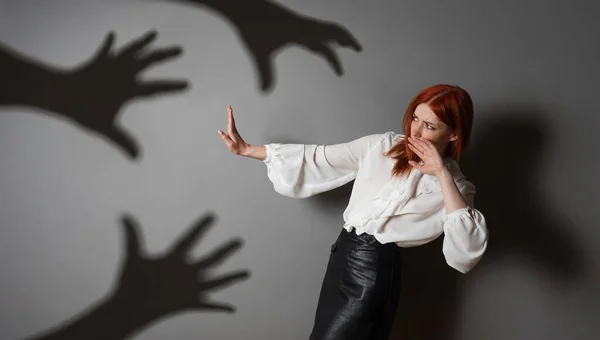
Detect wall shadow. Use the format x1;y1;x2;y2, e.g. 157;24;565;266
0;31;188;160
168;0;362;92
22;212;250;340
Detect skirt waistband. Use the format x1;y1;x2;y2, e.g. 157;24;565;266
337;228;399;252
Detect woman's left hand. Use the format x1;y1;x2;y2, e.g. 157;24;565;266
407;136;446;177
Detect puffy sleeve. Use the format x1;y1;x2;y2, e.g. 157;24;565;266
263;133;387;198
442;202;489;274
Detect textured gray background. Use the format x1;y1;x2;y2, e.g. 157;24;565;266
1;0;599;339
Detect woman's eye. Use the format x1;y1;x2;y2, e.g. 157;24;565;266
427;125;435;130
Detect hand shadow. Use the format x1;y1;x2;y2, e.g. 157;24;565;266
0;30;188;160
388;107;589;340
164;0;362;92
24;212;250;340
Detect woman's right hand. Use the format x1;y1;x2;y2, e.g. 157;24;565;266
218;106;251;156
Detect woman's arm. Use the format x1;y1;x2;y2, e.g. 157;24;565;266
406;136;468;213
217;106;386;198
437;167;468;214
393;136;489;273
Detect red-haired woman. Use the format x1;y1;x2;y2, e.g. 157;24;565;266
218;84;488;340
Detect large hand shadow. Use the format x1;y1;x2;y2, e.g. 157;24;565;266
0;30;188;160
166;0;362;92
24;212;250;340
388;108;589;340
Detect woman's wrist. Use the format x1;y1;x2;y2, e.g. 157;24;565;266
242;144;267;161
434;166;451;180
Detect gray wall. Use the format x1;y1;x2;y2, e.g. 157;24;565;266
1;0;599;339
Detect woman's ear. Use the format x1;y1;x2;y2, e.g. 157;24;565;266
449;132;459;142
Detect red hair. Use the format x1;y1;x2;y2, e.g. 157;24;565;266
384;84;474;177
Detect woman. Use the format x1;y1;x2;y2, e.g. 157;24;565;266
217;84;488;340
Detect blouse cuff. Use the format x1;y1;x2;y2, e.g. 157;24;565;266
442;206;472;223
263;144;277;164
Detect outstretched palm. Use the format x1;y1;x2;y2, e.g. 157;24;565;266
217;106;250;156
113;212;249;318
60;30;188;158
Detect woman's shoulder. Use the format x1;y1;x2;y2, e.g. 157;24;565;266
351;131;402;151
387;131;405;140
360;131;402;138
369;131;405;146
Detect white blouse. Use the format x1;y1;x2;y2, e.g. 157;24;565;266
262;131;488;274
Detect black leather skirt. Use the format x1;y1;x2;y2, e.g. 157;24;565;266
309;228;402;340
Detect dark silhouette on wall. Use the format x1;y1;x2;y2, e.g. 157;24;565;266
462;110;586;279
168;0;362;92
0;30;188;159
24;212;250;340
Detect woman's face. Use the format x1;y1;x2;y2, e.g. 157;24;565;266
410;103;458;155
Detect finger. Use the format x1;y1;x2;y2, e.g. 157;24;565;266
251;51;274;92
103;125;140;159
194;239;243;269
409;137;429;152
420;139;439;155
227;111;239;145
217;130;235;150
419;137;436;151
219;132;241;154
324;23;363;52
169;213;216;256
195;300;236;313
199;270;250;292
312;43;343;75
336;31;362;52
407;160;421;169
228;108;245;145
118;30;158;58
135;80;189;97
94;31;116;59
416;136;434;149
408;136;426;148
136;46;183;71
120;214;144;260
407;140;424;158
227;106;236;139
407;144;424;160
